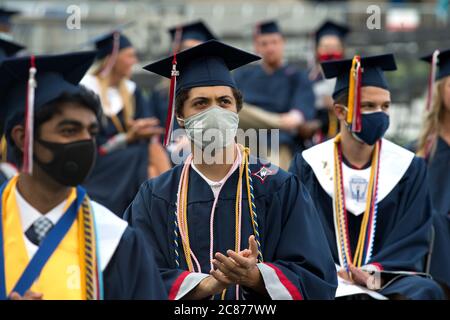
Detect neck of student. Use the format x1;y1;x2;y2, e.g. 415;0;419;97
193;143;237;182
440;108;450;145
16;168;71;214
108;71;122;87
262;59;282;74
339;128;374;168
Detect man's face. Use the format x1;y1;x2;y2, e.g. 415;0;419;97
359;86;391;115
335;86;391;122
317;35;344;57
179;86;237;121
34;103;99;163
254;33;284;66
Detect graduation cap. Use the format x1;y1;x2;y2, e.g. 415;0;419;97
421;49;450;111
0;51;97;173
143;39;260;146
89;22;134;60
321;54;397;132
0;7;20;27
254;20;282;36
0;37;25;61
169;20;217;44
93;31;132;60
315;20;350;43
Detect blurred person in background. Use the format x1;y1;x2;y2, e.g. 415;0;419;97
80;28;164;216
234;20;317;170
0;37;27;185
414;49;450;299
309;20;350;144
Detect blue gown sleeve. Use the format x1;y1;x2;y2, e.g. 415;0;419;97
0;173;7;186
290;71;317;121
148;89;165;125
288;151;306;180
368;157;432;272
103;226;167;299
123;182;198;299
133;87;151;119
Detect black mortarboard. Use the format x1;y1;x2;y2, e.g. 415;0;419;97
254;20;282;35
144;40;260;94
0;51;97;138
169;20;217;43
91;24;133;60
315;20;350;43
0;7;19;26
421;49;450;80
321;53;397;98
0;37;24;61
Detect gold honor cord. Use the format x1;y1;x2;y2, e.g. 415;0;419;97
334;135;381;269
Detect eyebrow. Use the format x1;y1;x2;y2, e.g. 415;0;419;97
57;119;99;129
218;95;233;100
191;95;233;101
191;96;210;102
360;101;391;105
56;119;83;128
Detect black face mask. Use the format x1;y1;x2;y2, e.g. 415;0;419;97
34;139;96;186
351;112;390;146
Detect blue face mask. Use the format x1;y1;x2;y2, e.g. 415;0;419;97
350;112;390;146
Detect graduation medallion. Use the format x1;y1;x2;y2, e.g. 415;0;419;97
349;175;368;203
252;165;274;183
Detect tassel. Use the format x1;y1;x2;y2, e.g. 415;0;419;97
1;135;7;162
100;31;120;78
426;50;440;112
23;55;37;175
164;55;179;147
172;26;183;54
163;28;182;147
346;55;362;132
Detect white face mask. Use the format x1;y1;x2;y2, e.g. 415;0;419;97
179;106;239;150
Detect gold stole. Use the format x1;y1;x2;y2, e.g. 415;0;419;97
2;176;87;300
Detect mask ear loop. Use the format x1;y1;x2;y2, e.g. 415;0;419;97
176;117;185;126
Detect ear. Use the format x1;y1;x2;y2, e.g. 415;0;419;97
10;125;25;153
334;104;347;122
176;114;185;128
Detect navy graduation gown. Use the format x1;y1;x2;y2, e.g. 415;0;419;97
0;172;6;185
83;87;150;216
103;227;167;299
308;69;339;143
234;64;316;150
289;138;445;299
149;86;169;130
427;137;450;291
148;84;180;144
123;157;337;300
